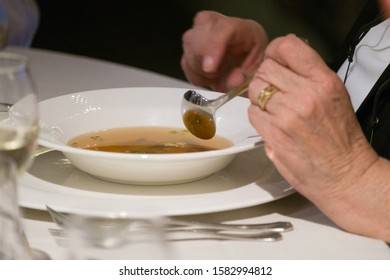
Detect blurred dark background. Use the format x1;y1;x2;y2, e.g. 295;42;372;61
32;0;368;81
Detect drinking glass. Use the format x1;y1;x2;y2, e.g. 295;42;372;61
0;53;38;259
0;52;39;173
65;214;171;260
0;155;32;259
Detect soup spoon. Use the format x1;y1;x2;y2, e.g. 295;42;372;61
182;77;250;140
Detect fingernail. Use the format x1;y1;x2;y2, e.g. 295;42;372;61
299;37;310;45
202;56;215;72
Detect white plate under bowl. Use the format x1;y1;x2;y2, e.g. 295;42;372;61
18;147;295;217
38;87;262;185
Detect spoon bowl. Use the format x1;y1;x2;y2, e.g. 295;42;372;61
182;91;216;140
182;78;250;139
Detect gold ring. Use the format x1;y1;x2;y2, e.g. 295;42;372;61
257;85;279;110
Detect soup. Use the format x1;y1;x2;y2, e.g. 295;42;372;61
67;126;233;154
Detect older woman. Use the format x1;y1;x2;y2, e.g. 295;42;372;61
181;0;390;242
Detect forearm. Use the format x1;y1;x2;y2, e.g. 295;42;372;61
311;155;390;243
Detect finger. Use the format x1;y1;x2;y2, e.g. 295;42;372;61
181;29;226;76
248;102;293;148
254;57;305;96
181;55;220;89
181;29;219;77
180;55;202;85
190;12;232;74
181;30;203;75
226;68;246;90
264;34;329;79
248;73;286;112
247;104;300;186
248;73;267;105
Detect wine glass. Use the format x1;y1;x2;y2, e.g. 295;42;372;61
65;215;171;260
0;53;38;259
0;155;32;259
0;52;39;173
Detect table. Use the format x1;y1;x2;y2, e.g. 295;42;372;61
9;46;390;260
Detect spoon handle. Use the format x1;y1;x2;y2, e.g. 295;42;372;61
210;77;250;109
165;218;293;233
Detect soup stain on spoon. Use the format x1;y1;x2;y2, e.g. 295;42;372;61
182;109;216;140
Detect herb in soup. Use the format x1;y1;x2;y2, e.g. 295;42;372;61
68;126;232;154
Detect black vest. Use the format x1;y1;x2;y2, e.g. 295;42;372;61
332;0;390;159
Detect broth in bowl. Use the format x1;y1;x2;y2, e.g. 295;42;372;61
67;126;233;154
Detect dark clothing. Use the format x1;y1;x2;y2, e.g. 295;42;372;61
332;0;390;159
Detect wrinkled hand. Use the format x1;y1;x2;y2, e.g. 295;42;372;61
181;11;268;92
248;34;378;205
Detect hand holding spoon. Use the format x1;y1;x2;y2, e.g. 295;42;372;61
182;77;250;139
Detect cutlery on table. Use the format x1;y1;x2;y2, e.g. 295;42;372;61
46;206;293;246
